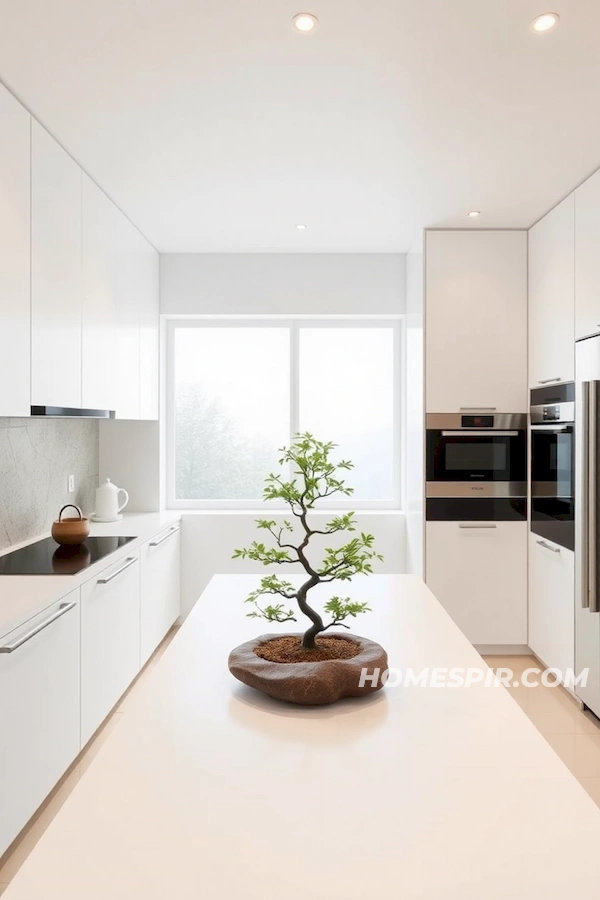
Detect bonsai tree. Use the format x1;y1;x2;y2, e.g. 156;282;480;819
232;434;383;650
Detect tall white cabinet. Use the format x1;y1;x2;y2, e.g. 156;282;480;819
575;169;600;341
528;196;575;387
31;122;82;410
0;85;31;417
81;174;118;413
425;230;528;413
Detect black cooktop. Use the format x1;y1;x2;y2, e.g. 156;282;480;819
0;536;136;576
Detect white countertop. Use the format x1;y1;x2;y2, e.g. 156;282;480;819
0;511;180;636
5;574;600;899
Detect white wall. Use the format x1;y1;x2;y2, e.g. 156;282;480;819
405;237;424;577
160;253;406;315
180;511;406;618
99;420;161;512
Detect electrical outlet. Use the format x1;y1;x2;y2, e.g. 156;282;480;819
68;475;75;493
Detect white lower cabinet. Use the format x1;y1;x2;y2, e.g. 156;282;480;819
81;553;141;746
141;524;181;666
528;533;574;677
426;521;528;646
0;591;80;857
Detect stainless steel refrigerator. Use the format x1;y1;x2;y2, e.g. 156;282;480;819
576;335;600;716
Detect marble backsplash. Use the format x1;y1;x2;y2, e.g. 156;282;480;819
0;418;99;551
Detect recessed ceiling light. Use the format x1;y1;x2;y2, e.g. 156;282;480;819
292;13;319;33
530;12;560;33
296;224;308;230
467;210;481;218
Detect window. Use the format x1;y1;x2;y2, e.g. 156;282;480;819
167;319;401;509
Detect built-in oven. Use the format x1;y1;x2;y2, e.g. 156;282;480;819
530;383;575;551
426;413;527;521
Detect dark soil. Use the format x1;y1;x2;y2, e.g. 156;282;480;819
254;635;361;664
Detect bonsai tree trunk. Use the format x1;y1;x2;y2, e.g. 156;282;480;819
296;582;325;649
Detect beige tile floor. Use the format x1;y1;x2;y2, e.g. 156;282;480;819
483;655;600;805
0;626;179;895
1;649;600;894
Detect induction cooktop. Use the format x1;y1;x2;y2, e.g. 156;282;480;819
0;535;136;576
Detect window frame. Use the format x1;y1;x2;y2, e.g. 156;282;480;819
166;317;403;511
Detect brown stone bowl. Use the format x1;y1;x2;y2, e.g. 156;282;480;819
51;504;90;546
228;632;388;706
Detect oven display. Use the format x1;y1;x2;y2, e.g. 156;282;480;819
461;415;494;428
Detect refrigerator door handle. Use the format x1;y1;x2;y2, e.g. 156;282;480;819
588;381;599;612
582;381;590;609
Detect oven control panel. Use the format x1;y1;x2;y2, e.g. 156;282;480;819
542;405;561;421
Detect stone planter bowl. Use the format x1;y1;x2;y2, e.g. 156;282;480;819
228;632;388;706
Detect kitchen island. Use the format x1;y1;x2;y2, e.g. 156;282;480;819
5;574;600;899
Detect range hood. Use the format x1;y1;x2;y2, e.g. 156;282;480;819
30;406;115;419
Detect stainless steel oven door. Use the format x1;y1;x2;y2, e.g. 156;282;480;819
426;422;527;493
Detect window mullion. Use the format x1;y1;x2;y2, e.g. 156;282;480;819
289;321;300;485
290;320;300;438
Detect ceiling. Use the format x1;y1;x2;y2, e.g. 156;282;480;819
1;0;600;253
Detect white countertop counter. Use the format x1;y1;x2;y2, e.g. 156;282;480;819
0;511;180;636
5;574;600;899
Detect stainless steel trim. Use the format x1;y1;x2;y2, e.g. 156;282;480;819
458;523;497;529
459;407;497;411
536;539;561;554
97;556;137;585
426;482;527;499
149;525;180;547
537;377;562;384
582;381;591;609
530;401;575;426
530;424;573;432
589;382;599;612
0;601;77;653
426;413;527;430
441;430;519;438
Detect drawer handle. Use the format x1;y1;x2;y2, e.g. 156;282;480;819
459;407;497;412
0;601;77;654
458;524;497;529
149;525;180;547
536;539;561;554
97;556;137;585
537;377;562;385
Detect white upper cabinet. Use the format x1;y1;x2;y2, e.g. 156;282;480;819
31;122;82;409
81;174;118;413
425;230;528;413
114;215;141;419
0;85;31;417
575;170;600;341
529;196;575;387
139;238;159;421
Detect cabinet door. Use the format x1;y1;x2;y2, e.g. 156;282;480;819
31;122;82;408
528;533;574;677
113;214;141;419
139;240;159;421
425;231;528;413
426;521;528;645
81;174;117;413
0;86;31;417
529;196;575;387
575;170;600;341
81;553;140;746
140;525;180;665
0;591;80;857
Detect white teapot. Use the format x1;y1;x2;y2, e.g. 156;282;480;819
93;478;129;522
